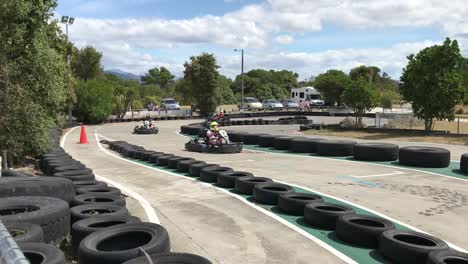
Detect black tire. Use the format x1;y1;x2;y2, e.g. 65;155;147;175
156;155;175;166
461;154;468;174
72;193;126;207
399;146;450;168
5;222;44;243
168;157;193;169
76;186;121;196
378;230;449;264
0;196;70;243
277;192;323;215
52;168;94;176
51;164;87;175
336;214;395;248
148;152;168;164
217;171;253;188
258;135;277;147
229;132;248;143
427;249;468;264
18;242;66;264
243;133;268;145
78;223;170;264
70;204;129;224
0;177;75;204
71;215;141;253
317;140;356;156
289;138;324;153
304;202;355;230
52;173;95;182
253;183;294;205
141;151;157;161
199;166;233;183
73;180;108;189
1;170;33;177
123;253;212;264
234;176;273;195
353;143;399;161
189;162;209;177
274;137;299;150
177;159;199;173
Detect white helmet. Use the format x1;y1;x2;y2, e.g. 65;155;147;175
144;120;149;125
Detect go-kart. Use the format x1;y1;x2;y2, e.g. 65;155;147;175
133;126;159;134
185;129;242;154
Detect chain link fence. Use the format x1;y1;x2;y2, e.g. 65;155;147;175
375;112;467;134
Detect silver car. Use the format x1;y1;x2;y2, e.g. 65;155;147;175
262;99;284;110
280;99;300;109
161;98;180;110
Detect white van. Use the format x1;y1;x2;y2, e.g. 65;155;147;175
291;87;325;106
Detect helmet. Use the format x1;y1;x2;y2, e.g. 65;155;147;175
210;121;219;130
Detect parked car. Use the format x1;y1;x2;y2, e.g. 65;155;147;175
161;98;180;110
237;97;263;110
280;99;300;109
262;99;284;110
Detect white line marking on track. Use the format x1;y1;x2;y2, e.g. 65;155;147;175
96;133;358;264
175;130;468;253
274;179;467;253
61;127;160;224
354;171;404;178
94;174;160;224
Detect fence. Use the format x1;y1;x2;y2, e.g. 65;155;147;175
375;112;467;134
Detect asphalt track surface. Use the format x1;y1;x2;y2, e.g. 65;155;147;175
64;119;468;264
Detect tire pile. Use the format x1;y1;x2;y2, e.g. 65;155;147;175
106;140;468;264
0;146;211;264
105;115;189;123
181;124;463;169
180;117;312;136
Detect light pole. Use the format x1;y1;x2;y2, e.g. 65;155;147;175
61;16;74;122
234;49;244;110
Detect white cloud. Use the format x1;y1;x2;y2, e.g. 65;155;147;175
61;0;468;79
219;41;438;80
275;35;294;45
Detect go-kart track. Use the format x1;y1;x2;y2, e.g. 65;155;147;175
63;117;468;264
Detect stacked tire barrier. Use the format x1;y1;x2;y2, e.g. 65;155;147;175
180;117;313;136
105;140;468;264
105;115;190;123
0;145;210;264
181;123;464;169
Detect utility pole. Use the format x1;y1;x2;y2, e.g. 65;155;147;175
234;49;244;110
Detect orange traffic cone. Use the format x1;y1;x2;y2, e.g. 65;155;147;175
79;125;88;144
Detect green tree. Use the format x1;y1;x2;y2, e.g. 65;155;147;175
142;67;174;90
183;53;220;115
217;75;236;104
112;82;138;120
0;0;74;158
380;93;393;113
314;70;351;106
74;78;114;123
71;46;103;80
343;79;379;125
400;38;465;131
349;66;381;83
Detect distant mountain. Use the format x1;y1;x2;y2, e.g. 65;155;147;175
105;69;142;81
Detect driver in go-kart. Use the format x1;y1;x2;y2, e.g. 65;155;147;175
206;121;229;145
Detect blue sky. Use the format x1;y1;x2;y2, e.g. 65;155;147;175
56;0;465;80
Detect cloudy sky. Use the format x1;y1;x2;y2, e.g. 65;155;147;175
56;0;468;80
